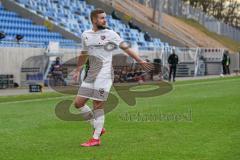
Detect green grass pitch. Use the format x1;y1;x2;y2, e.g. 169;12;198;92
0;76;240;160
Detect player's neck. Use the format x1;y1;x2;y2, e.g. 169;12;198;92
92;25;108;32
92;26;99;32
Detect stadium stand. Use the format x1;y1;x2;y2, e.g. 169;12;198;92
1;0;239;88
110;0;226;49
0;1;77;48
2;0;167;50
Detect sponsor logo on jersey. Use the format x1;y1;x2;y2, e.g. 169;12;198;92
101;35;106;40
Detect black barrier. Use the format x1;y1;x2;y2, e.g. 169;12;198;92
29;84;42;92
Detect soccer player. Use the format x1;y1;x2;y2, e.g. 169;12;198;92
73;8;152;147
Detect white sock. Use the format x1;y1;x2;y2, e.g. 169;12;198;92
79;105;94;128
93;109;105;139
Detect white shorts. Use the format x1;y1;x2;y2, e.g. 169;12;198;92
77;77;113;101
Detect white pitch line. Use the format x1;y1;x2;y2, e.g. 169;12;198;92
0;95;74;105
174;78;240;87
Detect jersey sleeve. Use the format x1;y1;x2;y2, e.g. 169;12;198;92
81;33;88;52
111;31;124;46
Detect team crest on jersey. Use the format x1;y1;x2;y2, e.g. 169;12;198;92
99;88;105;97
101;35;106;40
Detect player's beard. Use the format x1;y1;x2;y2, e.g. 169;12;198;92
96;24;107;30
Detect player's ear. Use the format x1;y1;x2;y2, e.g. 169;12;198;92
92;17;97;24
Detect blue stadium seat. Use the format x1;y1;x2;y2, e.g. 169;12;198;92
0;2;78;48
1;0;169;50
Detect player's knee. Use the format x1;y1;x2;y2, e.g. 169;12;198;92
74;100;85;109
93;101;104;110
94;106;103;110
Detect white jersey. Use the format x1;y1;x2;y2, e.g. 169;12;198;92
81;29;123;81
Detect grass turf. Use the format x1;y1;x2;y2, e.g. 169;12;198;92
0;76;240;160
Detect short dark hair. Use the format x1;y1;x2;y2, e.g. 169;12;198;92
90;8;105;22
